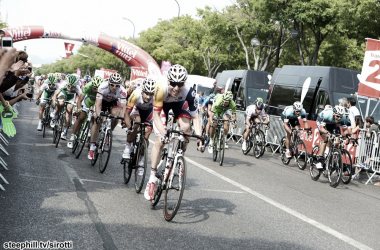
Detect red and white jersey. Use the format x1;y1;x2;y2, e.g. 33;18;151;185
96;81;127;102
245;104;267;117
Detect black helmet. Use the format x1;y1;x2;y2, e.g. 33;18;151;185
256;101;264;110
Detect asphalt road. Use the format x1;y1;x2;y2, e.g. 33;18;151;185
0;101;379;250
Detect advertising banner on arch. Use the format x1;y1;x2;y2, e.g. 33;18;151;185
161;61;172;77
130;67;148;87
357;38;380;99
103;69;118;79
64;42;75;59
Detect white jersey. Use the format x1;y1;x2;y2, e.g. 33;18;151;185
126;88;153;111
246;104;266;117
96;81;127;103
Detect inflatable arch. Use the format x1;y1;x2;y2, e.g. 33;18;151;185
2;25;162;76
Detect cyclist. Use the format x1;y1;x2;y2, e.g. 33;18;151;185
206;91;237;153
202;93;216;117
51;74;82;140
145;64;203;201
281;101;312;159
88;72;127;160
122;78;155;167
315;105;350;169
55;73;62;84
242;101;270;151
67;76;102;148
35;74;58;131
80;75;92;89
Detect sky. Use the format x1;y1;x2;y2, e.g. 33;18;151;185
1;0;234;66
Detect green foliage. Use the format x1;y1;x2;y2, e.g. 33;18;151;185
40;0;377;76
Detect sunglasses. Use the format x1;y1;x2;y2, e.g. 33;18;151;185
109;84;120;88
143;92;154;96
294;110;301;113
169;81;184;88
335;115;342;119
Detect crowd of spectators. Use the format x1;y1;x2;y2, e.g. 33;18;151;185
0;30;33;114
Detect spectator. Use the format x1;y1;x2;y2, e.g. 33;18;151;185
0;49;24;92
365;116;378;137
351;115;364;134
198;91;205;111
347;97;361;129
359;116;379;178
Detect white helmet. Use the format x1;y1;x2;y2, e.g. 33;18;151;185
142;78;155;93
293;101;303;111
333;105;345;116
167;64;188;83
109;72;122;84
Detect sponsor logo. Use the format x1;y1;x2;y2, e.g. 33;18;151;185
82;35;99;46
44;31;62;38
132;68;148;78
7;27;31;41
120;90;127;98
178;96;183;100
116;41;138;60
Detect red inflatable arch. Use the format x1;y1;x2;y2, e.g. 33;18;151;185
2;25;162;76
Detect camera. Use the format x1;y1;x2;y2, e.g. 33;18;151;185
1;37;13;49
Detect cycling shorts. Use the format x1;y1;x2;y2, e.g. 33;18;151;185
213;109;232;120
82;96;95;111
57;93;75;106
130;107;153;129
101;99;119;113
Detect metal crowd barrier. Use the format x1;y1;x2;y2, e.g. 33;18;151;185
227;112;286;154
353;130;380;184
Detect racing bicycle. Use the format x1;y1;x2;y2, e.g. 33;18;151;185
280;128;311;170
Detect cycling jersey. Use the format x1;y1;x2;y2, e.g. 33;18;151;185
40;81;58;98
153;80;197;117
82;83;97;100
281;106;307;122
211;94;237;118
96;81;127;103
58;81;81;100
246;104;266;118
203;95;217;106
317;109;351;128
126;88;153;111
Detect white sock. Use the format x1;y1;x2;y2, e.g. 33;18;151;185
286;149;290;153
149;168;157;182
63;127;68;133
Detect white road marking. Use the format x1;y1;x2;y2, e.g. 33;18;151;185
19;174;59;180
149;139;373;250
200;189;245;194
81;179;116;185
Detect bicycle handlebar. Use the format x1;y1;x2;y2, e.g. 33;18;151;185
167;129;205;142
99;112;124;120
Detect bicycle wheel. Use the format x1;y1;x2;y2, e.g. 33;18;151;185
123;159;133;184
212;134;218;162
253;130;265;159
91;142;99;166
99;130;112;173
42;108;48;138
75;122;89;159
295;140;308;170
55;114;64;148
151;148;167;207
328;149;343;188
71;129;80;154
340;149;352;184
309;146;322;181
164;155;187;221
135;139;147;193
242;129;252;155
280;137;291;165
219;132;225;166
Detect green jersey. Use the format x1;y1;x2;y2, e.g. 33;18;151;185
81;83;97;100
211;94;237;118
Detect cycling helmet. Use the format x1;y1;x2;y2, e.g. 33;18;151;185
167;64;188;83
67;74;78;86
84;75;91;82
142;78;156;93
333;105;345;116
109;72;122;84
293;101;303;111
256;101;264;110
48;74;56;83
91;76;103;89
61;74;66;80
222;91;233;101
55;73;62;80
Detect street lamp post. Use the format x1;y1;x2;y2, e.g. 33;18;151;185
174;0;180;18
122;17;135;41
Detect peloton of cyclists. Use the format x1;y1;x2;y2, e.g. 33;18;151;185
281;101;312;158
